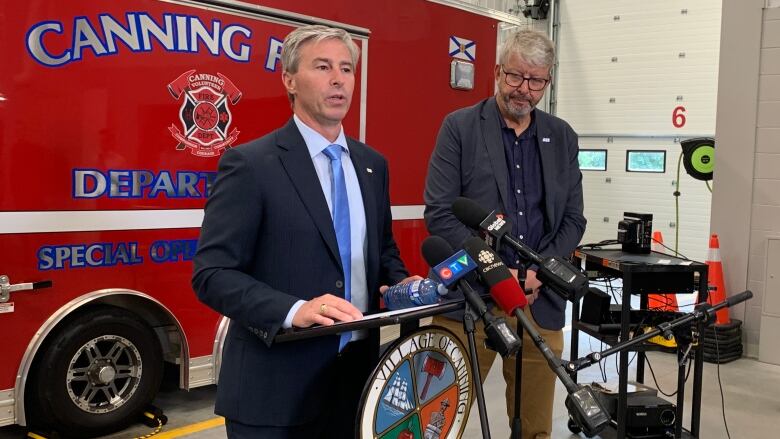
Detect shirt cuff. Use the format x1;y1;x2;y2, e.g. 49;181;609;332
282;300;306;329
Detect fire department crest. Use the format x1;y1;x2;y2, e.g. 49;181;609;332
359;327;473;439
167;70;241;157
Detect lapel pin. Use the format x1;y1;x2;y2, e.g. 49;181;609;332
366;168;373;173
542;137;551;143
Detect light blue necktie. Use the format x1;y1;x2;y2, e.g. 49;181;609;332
323;144;352;351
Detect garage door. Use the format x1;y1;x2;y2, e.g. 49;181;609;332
555;0;722;263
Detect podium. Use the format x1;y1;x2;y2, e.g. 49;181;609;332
274;299;469;343
275;299;482;439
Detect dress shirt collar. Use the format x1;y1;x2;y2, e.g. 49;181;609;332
293;114;349;159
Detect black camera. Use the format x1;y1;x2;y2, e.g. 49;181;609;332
522;0;551;20
617;212;653;254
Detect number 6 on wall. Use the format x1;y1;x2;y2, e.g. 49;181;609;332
673;106;687;128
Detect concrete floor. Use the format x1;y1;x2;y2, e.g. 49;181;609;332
2;324;778;439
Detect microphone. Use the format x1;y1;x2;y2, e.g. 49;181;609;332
464;236;569;380
462;236;528;315
463;237;609;437
421;236;521;358
452;196;588;302
424;239;479;289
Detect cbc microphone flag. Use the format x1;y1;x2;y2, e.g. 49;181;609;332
449;36;476;61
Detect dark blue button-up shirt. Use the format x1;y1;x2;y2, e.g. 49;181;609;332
498;109;545;269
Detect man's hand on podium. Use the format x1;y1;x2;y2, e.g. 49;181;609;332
292;294;363;328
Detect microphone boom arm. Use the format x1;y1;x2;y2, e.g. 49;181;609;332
510;305;610;437
565;290;754;374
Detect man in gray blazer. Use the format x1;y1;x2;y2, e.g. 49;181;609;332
424;29;585;439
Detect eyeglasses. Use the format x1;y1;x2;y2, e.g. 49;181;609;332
501;66;550;91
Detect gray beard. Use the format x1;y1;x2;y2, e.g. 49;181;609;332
501;93;534;119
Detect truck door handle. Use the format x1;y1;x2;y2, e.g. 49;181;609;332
0;275;53;303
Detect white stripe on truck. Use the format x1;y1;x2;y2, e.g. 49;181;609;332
0;206;425;234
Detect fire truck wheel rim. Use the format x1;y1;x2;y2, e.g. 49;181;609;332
29;306;163;436
65;334;143;413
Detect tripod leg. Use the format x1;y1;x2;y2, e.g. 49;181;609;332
464;305;491;439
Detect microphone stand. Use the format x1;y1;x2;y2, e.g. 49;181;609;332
509;271;528;439
489;240;609;436
510;305;610;437
562;290;753;438
458;281;523;439
511;314;523;439
564;290;754;374
512;307;579;393
462;302;491;439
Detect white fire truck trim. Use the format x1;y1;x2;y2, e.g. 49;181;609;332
168;0;371;37
0;206;426;234
0;389;13;427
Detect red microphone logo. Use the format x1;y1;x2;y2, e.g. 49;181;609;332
438;267;453;280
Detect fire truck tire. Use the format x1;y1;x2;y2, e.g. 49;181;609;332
29;306;163;437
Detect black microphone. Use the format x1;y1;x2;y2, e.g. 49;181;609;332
452;196;588;302
463;237;609;437
725;290;753;308
421;236;521;358
693;290;754;326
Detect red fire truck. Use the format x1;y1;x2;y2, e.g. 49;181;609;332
1;0;519;435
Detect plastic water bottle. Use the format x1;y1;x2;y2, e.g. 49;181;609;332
383;278;448;310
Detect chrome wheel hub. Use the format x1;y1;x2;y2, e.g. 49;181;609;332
66;335;143;413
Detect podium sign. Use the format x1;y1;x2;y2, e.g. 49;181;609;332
359;327;474;439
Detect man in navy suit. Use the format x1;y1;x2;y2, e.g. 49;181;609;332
193;24;419;438
424;30;586;439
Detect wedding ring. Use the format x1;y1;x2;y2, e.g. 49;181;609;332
320;303;328;314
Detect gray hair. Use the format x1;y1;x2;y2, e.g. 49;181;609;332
281;24;360;74
498;29;555;68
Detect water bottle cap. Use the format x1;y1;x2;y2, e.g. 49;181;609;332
437;283;449;296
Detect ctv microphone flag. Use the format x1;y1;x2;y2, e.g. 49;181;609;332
433;250;478;287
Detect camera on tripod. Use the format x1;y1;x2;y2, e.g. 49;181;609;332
617;212;653;254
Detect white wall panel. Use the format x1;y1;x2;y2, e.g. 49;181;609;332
556;0;721;135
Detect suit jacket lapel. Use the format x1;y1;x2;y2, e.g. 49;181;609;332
480;97;510;212
347;140;378;294
276;119;341;267
535;111;557;231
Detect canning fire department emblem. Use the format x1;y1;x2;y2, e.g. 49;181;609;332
167;70;241;157
359;327;473;439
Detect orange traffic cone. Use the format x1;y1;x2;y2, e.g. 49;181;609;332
705;234;731;325
648;231;679;311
